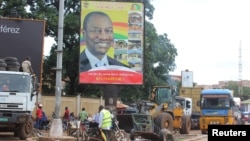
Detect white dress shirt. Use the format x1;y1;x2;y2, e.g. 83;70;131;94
85;48;109;68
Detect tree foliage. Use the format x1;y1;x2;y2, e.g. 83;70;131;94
223;81;250;100
0;0;178;103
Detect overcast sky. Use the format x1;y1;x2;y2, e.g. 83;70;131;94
45;0;250;85
151;0;250;85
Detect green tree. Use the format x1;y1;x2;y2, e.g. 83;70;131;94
223;81;250;100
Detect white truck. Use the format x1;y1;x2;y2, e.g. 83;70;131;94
233;97;241;107
176;96;192;116
0;17;45;140
232;97;243;123
0;57;38;139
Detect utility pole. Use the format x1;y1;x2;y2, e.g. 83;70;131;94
49;0;64;138
238;40;243;97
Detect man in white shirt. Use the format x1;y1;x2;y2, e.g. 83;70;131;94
93;112;100;124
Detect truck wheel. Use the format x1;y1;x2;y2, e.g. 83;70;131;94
180;116;191;134
19;120;33;140
155;113;173;132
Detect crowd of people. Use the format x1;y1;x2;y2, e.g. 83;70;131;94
34;104;113;140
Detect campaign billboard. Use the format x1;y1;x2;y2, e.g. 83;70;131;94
0;18;45;82
79;1;144;85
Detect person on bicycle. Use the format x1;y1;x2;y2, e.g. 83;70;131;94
62;106;70;129
70;112;75;121
91;112;100;127
98;105;113;141
79;107;88;124
63;106;70;121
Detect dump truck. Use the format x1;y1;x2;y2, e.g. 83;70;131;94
179;87;203;129
127;86;191;141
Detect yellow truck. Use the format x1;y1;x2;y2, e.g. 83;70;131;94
179;87;203;129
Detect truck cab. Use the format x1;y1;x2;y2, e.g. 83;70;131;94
0;70;38;139
175;96;192;116
199;89;238;134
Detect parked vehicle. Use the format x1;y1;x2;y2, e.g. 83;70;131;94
242;111;249;122
129;86;190;141
199;89;244;134
0;58;39;139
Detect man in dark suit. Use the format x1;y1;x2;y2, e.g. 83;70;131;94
80;11;128;72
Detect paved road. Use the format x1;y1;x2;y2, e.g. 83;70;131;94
2;124;250;141
0;133;26;141
0;130;46;141
175;130;207;141
0;130;204;141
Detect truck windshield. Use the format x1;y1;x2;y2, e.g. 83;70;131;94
0;73;31;93
156;87;173;106
201;94;230;109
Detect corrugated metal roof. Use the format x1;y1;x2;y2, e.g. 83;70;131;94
241;99;250;104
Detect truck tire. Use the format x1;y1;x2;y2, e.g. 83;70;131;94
180;116;191;134
5;58;20;71
155;113;173;132
7;67;19;71
0;67;6;71
4;57;18;61
18;119;33;140
0;59;5;63
0;61;7;71
0;62;7;67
